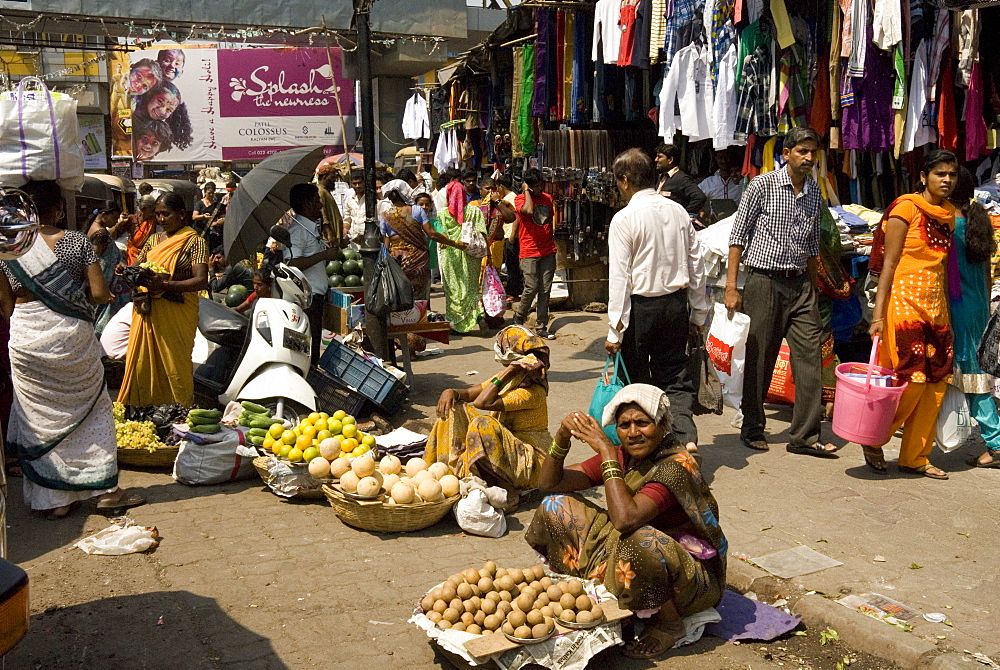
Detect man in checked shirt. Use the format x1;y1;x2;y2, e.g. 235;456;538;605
724;127;838;458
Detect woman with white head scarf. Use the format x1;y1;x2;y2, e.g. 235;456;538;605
380;179;464;299
526;384;726;660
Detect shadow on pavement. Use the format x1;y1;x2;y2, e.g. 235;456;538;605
7;590;288;669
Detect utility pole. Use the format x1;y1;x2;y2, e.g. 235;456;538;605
353;0;389;359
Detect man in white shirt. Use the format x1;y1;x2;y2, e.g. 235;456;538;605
342;169;366;243
286;183;341;367
699;148;745;203
605;148;709;452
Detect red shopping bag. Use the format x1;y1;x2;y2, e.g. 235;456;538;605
766;345;795;405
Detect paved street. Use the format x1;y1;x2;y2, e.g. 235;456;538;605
5;300;996;668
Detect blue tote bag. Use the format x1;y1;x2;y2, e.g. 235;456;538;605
587;354;631;445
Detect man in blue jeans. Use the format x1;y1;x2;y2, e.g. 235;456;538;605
512;167;557;339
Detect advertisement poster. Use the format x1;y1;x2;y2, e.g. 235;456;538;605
120;46;355;163
77;114;108;169
108;50;133;158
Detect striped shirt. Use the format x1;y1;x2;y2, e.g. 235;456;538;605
729;167;821;271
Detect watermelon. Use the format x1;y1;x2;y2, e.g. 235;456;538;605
326;260;343;276
342;259;362;276
328;274;344;288
225;284;249;307
344;274;362;287
340;248;359;262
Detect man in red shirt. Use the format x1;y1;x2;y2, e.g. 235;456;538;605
512;168;557;339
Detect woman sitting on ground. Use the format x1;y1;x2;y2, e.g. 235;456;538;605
425;325;551;492
526;384;726;659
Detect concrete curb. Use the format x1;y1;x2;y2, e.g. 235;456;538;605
725;558;972;670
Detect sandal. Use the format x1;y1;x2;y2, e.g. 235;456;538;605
623;623;684;659
786;443;839;459
967;452;1000;469
899;464;949;480
862;446;888;473
45;500;82;520
96;491;147;511
741;436;769;451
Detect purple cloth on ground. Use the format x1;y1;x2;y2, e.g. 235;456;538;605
704;589;802;642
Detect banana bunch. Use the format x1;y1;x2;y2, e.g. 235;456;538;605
139;261;169;275
116;420;165;452
238;400;283;447
186;408;222;434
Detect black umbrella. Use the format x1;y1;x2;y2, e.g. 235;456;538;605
223;146;326;263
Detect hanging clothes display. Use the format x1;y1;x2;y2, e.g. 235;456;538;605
659;43;714;142
903;40;936;153
841;24;895;153
592;0;623;65
402;92;431;141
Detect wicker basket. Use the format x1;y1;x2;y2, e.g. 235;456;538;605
323;484;458;532
252;456;327;500
117;445;179;468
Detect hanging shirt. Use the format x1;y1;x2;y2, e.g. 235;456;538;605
663;0;704;70
659;43;715;142
734;43;777;141
872;0;902;50
649;0;667;64
712;43;740;149
618;0;640;66
592;0;623;65
841;26;895;153
704;0;736;85
926;9;951;101
433;128;459;172
401;93;431;141
903;40;937;153
847;0;868;76
956;10;980;88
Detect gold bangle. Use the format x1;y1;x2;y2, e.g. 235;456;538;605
871;318;883;324
602;471;624;483
600;459;620;470
548;441;569;459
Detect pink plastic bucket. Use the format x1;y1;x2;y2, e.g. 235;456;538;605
832;336;908;445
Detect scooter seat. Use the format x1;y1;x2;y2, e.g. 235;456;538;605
198;297;248;347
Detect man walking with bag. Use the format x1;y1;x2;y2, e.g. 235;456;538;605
605;149;708;452
725;127;837;457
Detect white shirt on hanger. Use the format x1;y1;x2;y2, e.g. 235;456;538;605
712;43;740;150
872;0;902;50
903;40;937;153
607;189;708;344
658;43;715;142
592;0;623;65
402;93;431;141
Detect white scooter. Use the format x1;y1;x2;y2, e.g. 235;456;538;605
193;264;316;421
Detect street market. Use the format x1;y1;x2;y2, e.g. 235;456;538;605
1;0;1000;667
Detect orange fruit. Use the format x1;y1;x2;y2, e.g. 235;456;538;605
314;419;328;432
287;448;304;463
316;430;332;442
319;412;330;421
295;434;312;450
281;430;296;445
341;424;357;439
341;438;358;452
268;424;284;439
361;435;376;446
332;410;347;421
327;420;343;435
302;425;317;439
342;415;356;426
308;412;321;424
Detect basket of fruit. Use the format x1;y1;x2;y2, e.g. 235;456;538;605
113;401;181;467
322;455;460;532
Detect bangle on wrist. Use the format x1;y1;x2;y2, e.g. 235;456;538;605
489;377;503;388
548;440;569;460
602;469;624;482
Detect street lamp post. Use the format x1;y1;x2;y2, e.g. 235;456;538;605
353;0;389;360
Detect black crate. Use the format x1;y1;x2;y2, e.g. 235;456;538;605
307;366;368;418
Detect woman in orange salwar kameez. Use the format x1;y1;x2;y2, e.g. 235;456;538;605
865;150;959;480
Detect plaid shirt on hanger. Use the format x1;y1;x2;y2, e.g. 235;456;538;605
663;0;704;70
735;44;778;140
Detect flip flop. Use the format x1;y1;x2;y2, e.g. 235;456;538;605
786;443;839;459
967;452;1000;469
96;491;147;511
622;624;683;659
862;445;888;474
898;464;949;480
741;437;769;451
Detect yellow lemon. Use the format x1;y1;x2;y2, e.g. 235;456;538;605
316;429;333;442
327;420;343;435
268;423;284;439
314;419;328;432
361;434;376;447
281;430;296;445
292;426;302;437
295;434;312;450
270;440;283;455
319;412;330;421
302;425;317;439
287;448;304;463
351;447;365;457
342;415;356;426
341;424;357;439
307;412;321;424
262;436;274;451
302;447;320;462
278;444;293;458
341;437;358;452
332;410;347;421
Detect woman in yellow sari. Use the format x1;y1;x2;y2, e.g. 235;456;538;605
425;325;551;492
118;193;208;406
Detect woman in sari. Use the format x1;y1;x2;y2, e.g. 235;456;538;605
435;171;488;333
425;325;551;491
0;180;145;518
476;178;517;271
380;180;464;300
87;206;132;337
527;384;726;659
866;150;958;479
948;169;1000;469
118;193;208;406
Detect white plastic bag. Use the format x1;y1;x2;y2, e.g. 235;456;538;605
172;427;258;485
460;219;487;258
706;303;751;411
0;77;84;190
454;489;506;537
76;522;159;555
936;383;973;452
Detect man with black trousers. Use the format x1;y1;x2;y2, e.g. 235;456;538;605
285;183;340;367
655;143;708;216
725;126;837;458
605;148;708;452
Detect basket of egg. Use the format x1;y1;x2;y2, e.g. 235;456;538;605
323;454;461;532
417;562;606;643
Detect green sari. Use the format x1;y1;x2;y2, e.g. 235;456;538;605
438;203;486;333
526;445;726;614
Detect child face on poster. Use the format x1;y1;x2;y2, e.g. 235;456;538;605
127;59;163;95
145;86;181;121
134;130;163;161
157;49;185;80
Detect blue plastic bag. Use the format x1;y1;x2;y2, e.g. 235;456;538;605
588;354;631;445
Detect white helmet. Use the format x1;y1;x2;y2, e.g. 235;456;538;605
272;263;312;309
0;188;39;260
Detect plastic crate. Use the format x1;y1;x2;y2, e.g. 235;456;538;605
307;366;368;418
328;289;351;309
318;339;408;415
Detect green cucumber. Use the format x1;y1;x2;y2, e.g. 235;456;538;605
237;416;252;427
247;428;269;439
187;414;221;426
240;401;269;415
249;417;281;429
249;435;266;446
189;423;221;434
188;408;222;419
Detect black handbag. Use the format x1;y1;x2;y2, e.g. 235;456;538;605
367;246;414;316
688;336;724;416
